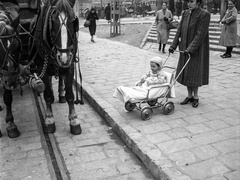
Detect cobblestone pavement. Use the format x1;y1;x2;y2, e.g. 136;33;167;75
0;86;52;180
0;84;155;180
47;80;155;180
77;30;240;180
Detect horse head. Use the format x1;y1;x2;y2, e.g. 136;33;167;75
49;0;78;68
0;12;21;90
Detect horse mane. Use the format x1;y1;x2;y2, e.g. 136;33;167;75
54;0;74;18
0;12;14;36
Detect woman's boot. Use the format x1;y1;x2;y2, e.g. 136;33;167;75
222;47;232;58
162;44;166;53
158;43;161;51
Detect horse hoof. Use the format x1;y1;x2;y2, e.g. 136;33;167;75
7;127;20;138
70;124;82;135
59;96;66;103
45;122;56;133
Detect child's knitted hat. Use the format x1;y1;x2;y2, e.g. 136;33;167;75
150;56;163;69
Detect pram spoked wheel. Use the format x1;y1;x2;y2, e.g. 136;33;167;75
125;101;136;111
141;106;153;120
162;101;175;115
147;99;158;106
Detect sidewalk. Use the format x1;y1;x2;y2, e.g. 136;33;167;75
77;31;240;180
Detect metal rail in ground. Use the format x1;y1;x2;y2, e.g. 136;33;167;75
31;91;70;180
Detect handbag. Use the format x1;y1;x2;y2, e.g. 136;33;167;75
84;20;90;27
167;20;179;30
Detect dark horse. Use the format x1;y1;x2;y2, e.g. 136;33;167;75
0;9;22;138
29;0;81;135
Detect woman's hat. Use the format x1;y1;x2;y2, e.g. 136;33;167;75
150;56;163;69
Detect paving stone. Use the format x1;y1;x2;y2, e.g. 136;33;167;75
204;120;230;130
213;138;240;154
185;123;212;134
180;159;230;179
218;152;240;170
218;125;240;138
224;170;240;180
156;138;196;154
190;131;227;145
168;150;197;166
166;128;192;139
146;132;172;143
190;145;220;160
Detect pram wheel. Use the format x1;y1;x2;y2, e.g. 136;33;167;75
162;101;175;115
125;101;136;111
147;99;158;106
141;106;153;120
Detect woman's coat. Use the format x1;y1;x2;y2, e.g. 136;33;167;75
170;8;210;87
155;9;172;44
86;11;99;36
219;7;238;47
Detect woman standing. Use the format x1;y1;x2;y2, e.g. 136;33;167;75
86;7;99;42
155;2;172;53
105;3;111;23
219;0;238;58
169;0;210;108
176;0;183;19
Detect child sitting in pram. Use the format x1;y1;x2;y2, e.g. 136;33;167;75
136;56;167;87
113;56;172;104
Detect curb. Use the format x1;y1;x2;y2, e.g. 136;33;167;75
139;22;154;49
74;79;171;180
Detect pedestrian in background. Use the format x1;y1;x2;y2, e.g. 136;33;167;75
105;3;111;23
219;0;238;58
155;2;173;53
86;7;99;42
169;0;210;108
176;0;183;19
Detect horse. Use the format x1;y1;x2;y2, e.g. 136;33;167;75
0;10;22;138
29;0;81;135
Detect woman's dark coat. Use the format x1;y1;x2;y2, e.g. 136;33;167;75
105;4;111;21
176;0;182;17
86;10;99;36
170;8;210;87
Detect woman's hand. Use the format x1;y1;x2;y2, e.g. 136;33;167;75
163;17;168;22
169;47;174;54
221;20;226;24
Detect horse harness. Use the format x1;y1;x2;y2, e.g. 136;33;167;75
0;12;22;84
26;3;79;78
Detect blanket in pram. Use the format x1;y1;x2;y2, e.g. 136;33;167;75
113;71;176;103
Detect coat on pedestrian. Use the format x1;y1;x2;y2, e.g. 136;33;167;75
219;7;238;47
176;0;183;17
105;3;111;21
86;8;99;36
155;9;172;44
170;8;211;87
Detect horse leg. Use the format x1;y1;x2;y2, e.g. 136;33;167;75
65;69;82;135
42;75;56;133
3;87;20;138
58;76;66;103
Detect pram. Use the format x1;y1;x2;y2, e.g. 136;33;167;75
114;52;191;120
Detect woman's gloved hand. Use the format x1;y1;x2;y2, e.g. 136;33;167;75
163;17;168;22
184;50;190;55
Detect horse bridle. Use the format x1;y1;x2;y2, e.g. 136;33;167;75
0;31;22;80
49;9;77;68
